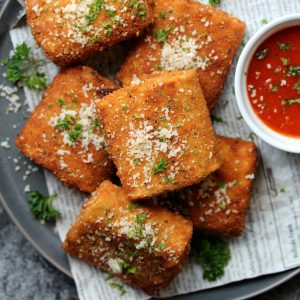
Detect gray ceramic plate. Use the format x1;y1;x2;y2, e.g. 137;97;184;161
0;0;299;299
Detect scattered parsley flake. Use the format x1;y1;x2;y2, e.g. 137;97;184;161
154;26;173;45
29;191;60;222
57;99;64;106
153;158;167;174
280;57;289;66
159;10;167;19
209;0;222;6
280;187;286;193
85;0;103;25
287;65;300;77
136;213;147;224
278;42;291;51
282;98;300;106
127;203;139;210
210;115;224;123
261;19;268;25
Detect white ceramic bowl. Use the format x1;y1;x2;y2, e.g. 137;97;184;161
235;14;300;153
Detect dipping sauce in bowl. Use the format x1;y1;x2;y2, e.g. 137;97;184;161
247;26;300;138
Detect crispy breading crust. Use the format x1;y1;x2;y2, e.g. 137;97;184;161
96;70;221;200
62;180;193;295
26;0;155;66
15;66;118;193
117;0;245;110
181;136;258;237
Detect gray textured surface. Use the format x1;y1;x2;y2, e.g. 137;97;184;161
0;1;299;300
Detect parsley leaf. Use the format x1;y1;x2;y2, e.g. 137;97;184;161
294;79;300;94
278;42;291;51
29;191;60;222
210;115;224;123
153;158;167;174
159;10;167;19
154;26;173;45
287;65;300;77
282;98;300;106
68;123;83;142
85;0;103;25
209;0;222;6
3;42;47;91
191;235;230;281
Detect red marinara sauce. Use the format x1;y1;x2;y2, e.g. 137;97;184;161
247;26;300;138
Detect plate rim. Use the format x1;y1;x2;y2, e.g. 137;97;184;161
0;0;299;299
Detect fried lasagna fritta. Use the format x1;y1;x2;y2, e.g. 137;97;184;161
180;136;258;237
96;69;221;200
62;180;193;295
26;0;155;66
117;0;245;110
15;66;118;193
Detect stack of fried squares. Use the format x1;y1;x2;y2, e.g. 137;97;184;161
17;0;257;295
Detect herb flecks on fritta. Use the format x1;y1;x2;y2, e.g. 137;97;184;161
3;42;47;91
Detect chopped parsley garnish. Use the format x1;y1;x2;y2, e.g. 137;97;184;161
127;203;139;210
217;181;226;189
268;84;279;93
278;42;291;51
157;242;167;250
287;65;300;77
159;10;167;19
29;191;60;222
3;42;47;91
154;26;173;45
136;213;147;224
294;79;300;94
106;275;126;296
117;259;137;274
209;0;222;6
163;175;176;185
131;114;142;120
282;98;300;106
85;0;103;25
122;103;129;111
153;158;167;174
280;57;289;66
280;187;286;193
191;235;230;281
210;115;224;123
255;48;269;60
93;117;101;128
261;19;268;25
133;158;141;166
57;98;64;106
68;123;83;142
56;114;74;131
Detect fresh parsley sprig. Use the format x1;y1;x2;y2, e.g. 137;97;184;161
2;42;47;91
191;235;231;281
29;191;60;222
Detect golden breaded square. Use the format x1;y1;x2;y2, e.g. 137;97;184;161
117;0;245;110
96;70;221;200
62;180;193;295
15;66;118;193
26;0;155;66
180;136;258;237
